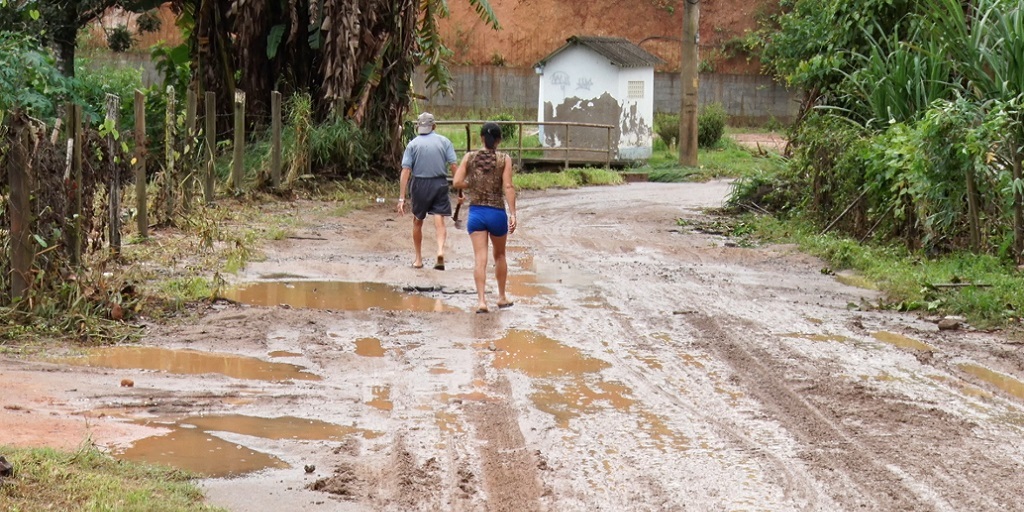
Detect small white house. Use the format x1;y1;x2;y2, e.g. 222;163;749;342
534;36;662;161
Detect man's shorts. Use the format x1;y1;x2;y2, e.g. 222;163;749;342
410;177;452;220
466;205;508;237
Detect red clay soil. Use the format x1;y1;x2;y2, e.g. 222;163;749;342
440;0;775;73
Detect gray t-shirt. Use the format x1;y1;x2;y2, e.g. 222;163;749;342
401;132;457;178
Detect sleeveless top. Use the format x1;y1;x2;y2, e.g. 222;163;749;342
466;150;509;210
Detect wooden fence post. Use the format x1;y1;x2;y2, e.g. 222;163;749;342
73;105;83;265
232;91;245;191
8;115;32;301
164;85;176;221
271;91;282;188
184;89;197;209
204;91;216;203
106;94;122;256
564;124;570;170
134;90;148;238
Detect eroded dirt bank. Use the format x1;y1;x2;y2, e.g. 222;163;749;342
3;181;1024;511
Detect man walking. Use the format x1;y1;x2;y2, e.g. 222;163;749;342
398;112;459;270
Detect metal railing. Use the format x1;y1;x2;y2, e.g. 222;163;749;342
435;120;615;170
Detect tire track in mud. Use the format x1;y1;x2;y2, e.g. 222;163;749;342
684;313;963;511
466;374;544;511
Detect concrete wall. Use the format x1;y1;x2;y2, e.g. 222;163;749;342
415;66;800;125
656;73;800;125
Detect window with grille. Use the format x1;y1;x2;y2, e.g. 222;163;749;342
627;81;645;99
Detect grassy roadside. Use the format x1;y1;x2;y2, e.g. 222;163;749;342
642;136;787;182
0;445;225;511
712;213;1024;331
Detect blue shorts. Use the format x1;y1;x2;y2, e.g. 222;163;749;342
467;205;508;237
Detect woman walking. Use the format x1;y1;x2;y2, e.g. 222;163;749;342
452;122;518;313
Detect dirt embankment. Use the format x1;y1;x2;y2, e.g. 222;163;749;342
3;181;1024;511
441;0;772;73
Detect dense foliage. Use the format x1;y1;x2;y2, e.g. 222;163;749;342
737;0;1024;263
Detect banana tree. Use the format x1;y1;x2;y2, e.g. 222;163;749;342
183;0;498;171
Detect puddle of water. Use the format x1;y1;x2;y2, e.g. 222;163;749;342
268;350;302;358
62;346;320;381
429;366;454;375
530;381;634;428
959;364;1024;401
116;422;289;478
367;386;393;411
355;338;386;358
115;415;376;477
490;330;610;377
806;317;824;325
780;332;853;343
872;331;934;351
221;281;456;312
835;273;877;290
435;411;464;433
507;258;597;298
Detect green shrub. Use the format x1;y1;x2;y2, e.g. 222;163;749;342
698;103;727;147
308;115;383;175
654;112;679;148
492;112;519;142
654;104;727;149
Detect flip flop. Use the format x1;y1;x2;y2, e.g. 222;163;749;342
433;256;445;271
412;263;424;269
497;301;515;309
476;307;489;314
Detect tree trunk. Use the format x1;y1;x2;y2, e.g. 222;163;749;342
54;0;80;77
235;0;275;125
195;0;236;139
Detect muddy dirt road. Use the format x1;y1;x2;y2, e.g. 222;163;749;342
3;181;1024;511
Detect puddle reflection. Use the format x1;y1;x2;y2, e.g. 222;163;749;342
491;329;610;377
354;338;386;357
780;332;853;343
367;386;393;411
872;331;934;351
222;281;456;312
485;330;687;451
115;415;376;478
959;364;1024;401
62;346;320;381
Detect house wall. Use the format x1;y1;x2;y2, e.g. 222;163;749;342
616;66;655;159
538;46;622;160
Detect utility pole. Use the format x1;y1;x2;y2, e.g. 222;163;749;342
679;0;700;166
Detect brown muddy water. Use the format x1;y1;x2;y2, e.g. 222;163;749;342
221;281;457;312
114;415;380;477
61;346;320;381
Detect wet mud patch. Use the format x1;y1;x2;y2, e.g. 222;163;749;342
690;313;1024;511
309;463;360;498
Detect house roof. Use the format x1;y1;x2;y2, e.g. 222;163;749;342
536;36;664;69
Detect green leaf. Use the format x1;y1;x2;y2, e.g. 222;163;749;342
32;234;47;248
267;24;285;59
29;9;39;20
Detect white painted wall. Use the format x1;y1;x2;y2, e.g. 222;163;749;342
616;66;655;159
537;46;617;144
536;45;655;160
